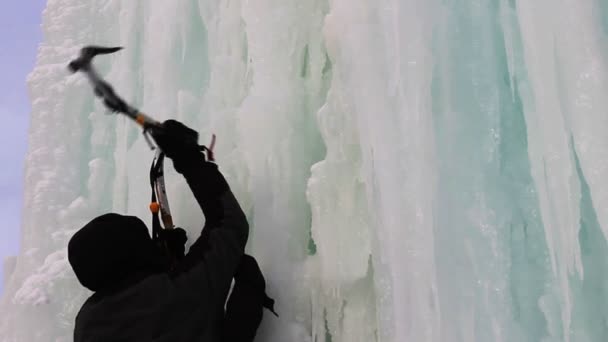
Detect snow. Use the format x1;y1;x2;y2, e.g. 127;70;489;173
1;0;608;341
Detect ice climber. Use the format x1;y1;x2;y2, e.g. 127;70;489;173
67;120;276;341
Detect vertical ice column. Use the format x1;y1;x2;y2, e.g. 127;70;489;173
515;0;608;340
234;1;330;340
431;1;554;341
312;0;440;341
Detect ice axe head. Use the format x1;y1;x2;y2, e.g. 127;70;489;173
68;46;123;73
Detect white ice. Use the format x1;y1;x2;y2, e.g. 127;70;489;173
1;0;608;341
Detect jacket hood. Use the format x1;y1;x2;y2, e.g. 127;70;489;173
68;213;166;292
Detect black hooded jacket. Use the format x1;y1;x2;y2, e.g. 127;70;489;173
68;156;249;342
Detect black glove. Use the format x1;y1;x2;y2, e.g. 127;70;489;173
153;120;201;162
158;227;188;260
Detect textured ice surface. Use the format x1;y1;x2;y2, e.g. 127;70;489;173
1;0;608;341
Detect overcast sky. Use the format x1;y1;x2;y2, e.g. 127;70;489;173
0;1;47;293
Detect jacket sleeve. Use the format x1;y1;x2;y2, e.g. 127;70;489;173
170;155;249;308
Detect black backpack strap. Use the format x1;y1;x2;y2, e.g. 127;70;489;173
232;255;279;316
223;255;278;342
263;293;279;317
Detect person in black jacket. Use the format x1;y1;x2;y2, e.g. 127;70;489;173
67;120;273;342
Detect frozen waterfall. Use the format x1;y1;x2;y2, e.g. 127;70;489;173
2;0;608;341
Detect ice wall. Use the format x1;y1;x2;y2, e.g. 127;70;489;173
1;0;608;341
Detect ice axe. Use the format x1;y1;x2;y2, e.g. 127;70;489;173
68;46;161;132
68;46;175;231
68;45;215;233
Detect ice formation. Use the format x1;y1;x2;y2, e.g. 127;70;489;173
1;0;608;341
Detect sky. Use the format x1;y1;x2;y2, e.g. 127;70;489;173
0;1;47;293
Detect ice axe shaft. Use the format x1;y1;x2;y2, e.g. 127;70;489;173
69;46;175;235
68;46;161;130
